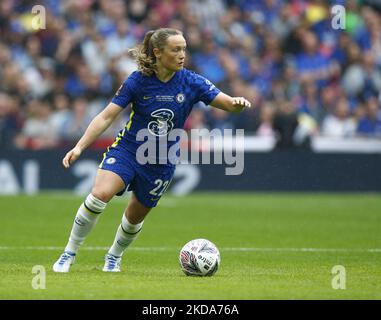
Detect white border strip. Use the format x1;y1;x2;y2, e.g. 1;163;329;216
0;246;380;253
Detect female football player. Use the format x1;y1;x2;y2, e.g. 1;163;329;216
53;28;251;272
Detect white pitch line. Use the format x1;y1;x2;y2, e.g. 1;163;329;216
0;246;380;253
223;247;381;253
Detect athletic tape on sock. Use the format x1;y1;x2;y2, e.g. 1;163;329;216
121;215;143;234
84;194;107;214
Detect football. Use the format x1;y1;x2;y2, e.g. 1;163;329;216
179;239;221;276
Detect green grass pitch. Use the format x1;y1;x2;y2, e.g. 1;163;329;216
0;192;380;299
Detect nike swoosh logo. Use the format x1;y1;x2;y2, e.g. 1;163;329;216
143;96;152;100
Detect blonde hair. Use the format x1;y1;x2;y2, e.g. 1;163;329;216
129;28;183;76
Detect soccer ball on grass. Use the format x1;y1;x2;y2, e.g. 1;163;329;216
179;239;220;276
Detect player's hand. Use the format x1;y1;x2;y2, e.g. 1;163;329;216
62;146;82;169
232;97;251;108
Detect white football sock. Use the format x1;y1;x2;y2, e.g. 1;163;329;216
64;194;107;254
108;214;144;257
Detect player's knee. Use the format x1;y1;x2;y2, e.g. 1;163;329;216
90;188;113;204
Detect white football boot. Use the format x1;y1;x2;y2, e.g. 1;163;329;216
53;252;76;273
102;253;122;272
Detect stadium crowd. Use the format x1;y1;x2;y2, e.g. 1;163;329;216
1;0;381;150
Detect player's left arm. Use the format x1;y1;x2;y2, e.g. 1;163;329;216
209;92;251;113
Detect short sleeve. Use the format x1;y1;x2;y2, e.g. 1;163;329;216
111;72;138;108
193;73;221;105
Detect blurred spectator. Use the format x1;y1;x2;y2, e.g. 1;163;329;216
294;30;335;88
187;0;226;33
273;100;299;148
81;32;109;76
14;99;58;150
150;0;181;27
321;98;356;138
128;0;150;24
355;6;381;59
294;113;318;147
345;0;363;36
0;93;22;149
256;102;275;137
342;51;381;100
271;3;298;40
207;107;235;131
106;19;137;59
297;79;325;125
357;98;381;137
192;38;226;85
185;107;209;131
60;97;92;140
49;93;71;137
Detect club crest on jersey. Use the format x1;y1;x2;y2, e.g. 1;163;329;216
106;157;116;165
176;93;185;103
148;109;174;136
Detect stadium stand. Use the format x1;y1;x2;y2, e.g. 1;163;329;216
0;0;380;151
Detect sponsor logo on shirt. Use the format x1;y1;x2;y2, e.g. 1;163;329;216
148;109;174;136
156;95;174;102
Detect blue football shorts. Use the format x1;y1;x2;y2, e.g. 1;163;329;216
99;144;175;208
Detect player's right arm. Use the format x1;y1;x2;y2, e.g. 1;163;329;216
62;102;123;168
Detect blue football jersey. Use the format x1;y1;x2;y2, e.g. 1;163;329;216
110;68;221;164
